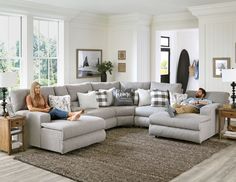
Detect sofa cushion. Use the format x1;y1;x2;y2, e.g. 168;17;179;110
54;86;68;96
85;108;116;119
91;81;120;90
149;112;210;131
120;82;150;91
150;90;169;107
66;83;92;102
49;95;71;112
135;106;166;117
10;89;29;112
137;89;151;106
150;82;182;93
95;91;109;107
40;87;55;101
99;88;115;106
77;91;99;109
112;89;134;106
41;115;105;140
111;106;135;116
186;90;229;104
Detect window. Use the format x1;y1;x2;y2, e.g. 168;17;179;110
0;14;22;82
33;18;59;86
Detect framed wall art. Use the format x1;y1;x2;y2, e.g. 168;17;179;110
118;63;126;72
118;50;126;60
6;103;16;117
213;57;231;78
76;49;102;78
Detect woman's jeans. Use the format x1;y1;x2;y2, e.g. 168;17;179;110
49;108;68;120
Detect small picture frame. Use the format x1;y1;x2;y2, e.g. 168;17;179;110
213;57;231;78
6;103;16;117
118;50;126;60
118;63;126;72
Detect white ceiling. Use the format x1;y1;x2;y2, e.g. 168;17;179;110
22;0;236;15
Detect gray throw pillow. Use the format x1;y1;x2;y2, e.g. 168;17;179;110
112;89;134;106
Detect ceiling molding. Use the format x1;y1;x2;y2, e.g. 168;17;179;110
152;11;198;30
0;0;79;20
70;12;108;30
108;14;152;28
153;11;197;23
189;1;236;18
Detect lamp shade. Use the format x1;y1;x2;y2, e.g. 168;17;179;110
0;72;17;87
222;69;236;82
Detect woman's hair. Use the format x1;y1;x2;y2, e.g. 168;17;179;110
30;81;42;107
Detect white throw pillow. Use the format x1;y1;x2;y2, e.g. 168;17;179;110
49;95;71;112
99;88;115;106
77;91;99;109
137;89;151;106
169;92;188;106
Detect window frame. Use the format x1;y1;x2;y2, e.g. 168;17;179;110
33;17;60;86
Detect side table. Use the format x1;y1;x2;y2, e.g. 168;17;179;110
0;115;26;155
218;108;236;139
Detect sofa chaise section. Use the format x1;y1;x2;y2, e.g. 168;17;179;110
149;91;229;143
41;115;106;154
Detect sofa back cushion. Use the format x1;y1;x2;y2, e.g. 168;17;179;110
40;86;55;102
10;89;29;112
66;83;92;102
150;82;182;93
121;82;150;91
54;86;68;96
91;81;120;90
186;90;229;104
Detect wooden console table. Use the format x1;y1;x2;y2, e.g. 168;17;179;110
0;115;26;155
218;108;236;139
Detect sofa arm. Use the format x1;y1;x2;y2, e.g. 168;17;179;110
200;103;220;135
26;112;51;147
200;103;220;116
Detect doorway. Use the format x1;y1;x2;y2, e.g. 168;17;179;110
160;36;170;83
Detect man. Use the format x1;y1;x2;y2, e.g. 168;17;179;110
167;88;212;117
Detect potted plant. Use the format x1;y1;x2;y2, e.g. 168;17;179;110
97;61;113;82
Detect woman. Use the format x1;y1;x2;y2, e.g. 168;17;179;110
26;81;84;121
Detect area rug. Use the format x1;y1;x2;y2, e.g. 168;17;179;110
14;128;230;182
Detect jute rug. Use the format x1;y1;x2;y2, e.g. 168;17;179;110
14;128;229;182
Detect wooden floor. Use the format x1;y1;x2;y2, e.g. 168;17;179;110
0;152;74;182
172;140;236;182
0;141;236;182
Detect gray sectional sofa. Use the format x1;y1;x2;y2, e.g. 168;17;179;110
9;81;229;154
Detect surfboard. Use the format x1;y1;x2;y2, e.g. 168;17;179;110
177;49;190;93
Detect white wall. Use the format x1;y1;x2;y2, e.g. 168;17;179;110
190;2;236;94
107;24;137;82
107;14;151;82
156;29;199;90
68;14;109;84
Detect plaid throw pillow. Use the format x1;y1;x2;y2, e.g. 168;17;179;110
150;90;170;107
133;90;139;105
96;91;108;107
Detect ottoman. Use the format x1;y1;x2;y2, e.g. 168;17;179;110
149;111;212;143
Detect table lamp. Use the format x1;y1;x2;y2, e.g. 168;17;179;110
0;71;17;116
222;69;236;108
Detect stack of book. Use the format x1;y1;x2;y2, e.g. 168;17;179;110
223;130;236;139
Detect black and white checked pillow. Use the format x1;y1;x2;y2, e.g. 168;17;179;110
133;90;139;105
150;90;170;107
95;91;109;107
